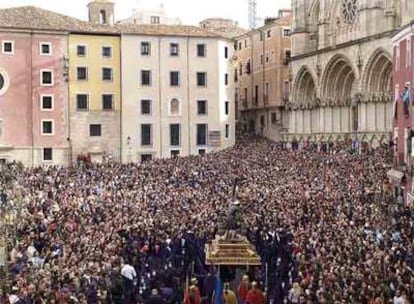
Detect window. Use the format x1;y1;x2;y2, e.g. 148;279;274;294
238;42;242;50
225;73;229;85
41;95;53;110
267;30;271;38
102;94;113;110
196;124;207;146
141;124;152;146
197;44;206;57
198;149;206;155
197;72;207;87
259;32;264;41
260;115;265;126
89;124;102;137
260;54;264;64
170;43;179;56
43;148;53;161
254;85;259;104
41;120;54;135
169;98;180;115
40;43;52;55
271;112;277;124
170;124;181;146
77;67;88;80
77;45;86;56
100;10;107;24
0;71;8;95
171;150;180;158
224;46;228;59
170;71;180;86
76;94;89;110
285;50;291;62
396;46;400;71
102;46;112;57
407;39;411;69
283;28;291;37
141;70;151;86
2;41;13;54
141;42;151;56
141;154;152;162
41;70;53;86
225;101;229;115
102;68;113;81
141;99;152;115
225;124;229;138
150;16;160;24
197;100;207;115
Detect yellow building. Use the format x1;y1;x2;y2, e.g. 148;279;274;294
68;32;121;162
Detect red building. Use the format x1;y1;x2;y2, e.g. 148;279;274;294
390;24;414;206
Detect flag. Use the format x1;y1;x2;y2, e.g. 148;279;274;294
214;272;223;304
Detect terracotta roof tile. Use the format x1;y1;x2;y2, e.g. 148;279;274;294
0;6;224;38
116;23;220;38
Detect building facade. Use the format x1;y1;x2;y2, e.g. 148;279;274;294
286;0;401;146
389;2;414;206
0;2;237;166
0;7;71;166
118;3;181;25
234;11;291;141
120;26;235;162
68;33;121;163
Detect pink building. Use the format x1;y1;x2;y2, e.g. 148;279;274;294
0;6;72;165
390;23;414;206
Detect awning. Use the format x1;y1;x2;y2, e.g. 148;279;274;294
387;169;405;184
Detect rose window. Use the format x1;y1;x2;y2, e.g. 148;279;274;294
342;0;357;24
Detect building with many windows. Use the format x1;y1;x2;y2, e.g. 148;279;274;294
389;1;414;206
0;1;236;166
234;11;291;141
119;24;235;162
0;6;75;165
68;2;121;163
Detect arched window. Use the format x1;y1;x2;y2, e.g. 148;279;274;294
99;10;107;24
170;98;180;115
0;69;9;96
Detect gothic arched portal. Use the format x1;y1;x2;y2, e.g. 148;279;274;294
363;48;393;95
321;54;356;104
293;66;317;106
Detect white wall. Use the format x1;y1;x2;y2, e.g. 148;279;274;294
121;35;235;162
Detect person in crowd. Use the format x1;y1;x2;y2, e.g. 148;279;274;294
237;275;251;304
185;278;201;304
245;282;264;304
222;283;237;304
0;136;412;303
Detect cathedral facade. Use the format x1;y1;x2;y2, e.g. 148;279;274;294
285;0;412;146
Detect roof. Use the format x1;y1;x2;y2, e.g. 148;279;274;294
0;6;118;34
0;6;223;38
117;23;221;38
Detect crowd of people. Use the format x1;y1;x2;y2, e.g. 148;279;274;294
0;136;413;304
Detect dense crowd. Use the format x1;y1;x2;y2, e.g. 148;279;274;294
0;136;413;304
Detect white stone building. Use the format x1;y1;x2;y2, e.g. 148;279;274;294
285;0;409;146
118;3;181;25
119;24;235;162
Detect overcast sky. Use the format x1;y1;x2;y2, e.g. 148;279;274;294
0;0;291;28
